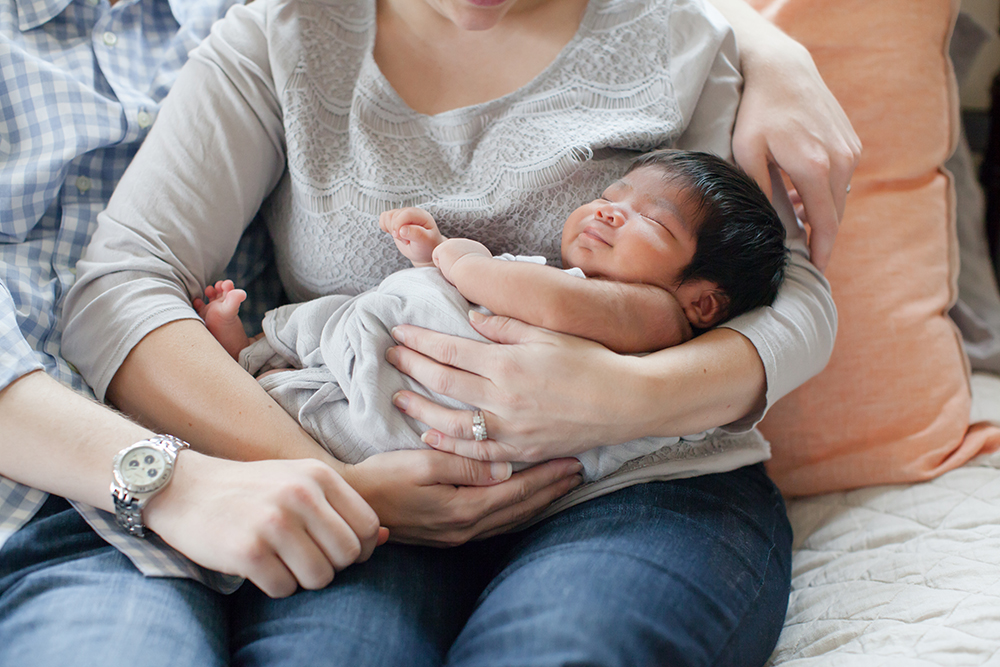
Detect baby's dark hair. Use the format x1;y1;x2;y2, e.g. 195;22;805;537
626;149;787;324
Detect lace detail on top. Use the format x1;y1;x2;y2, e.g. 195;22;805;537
267;0;690;301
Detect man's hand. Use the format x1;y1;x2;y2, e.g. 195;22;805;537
146;452;387;599
379;207;446;267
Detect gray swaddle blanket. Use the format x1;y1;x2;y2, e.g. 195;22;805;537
241;265;716;482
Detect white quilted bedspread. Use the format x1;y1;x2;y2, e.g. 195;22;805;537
768;374;1000;666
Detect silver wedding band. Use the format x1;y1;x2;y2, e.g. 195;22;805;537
472;409;488;442
846;184;852;193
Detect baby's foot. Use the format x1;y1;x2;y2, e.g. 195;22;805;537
194;280;250;359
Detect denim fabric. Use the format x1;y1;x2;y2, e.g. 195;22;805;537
0;495;229;667
231;464;792;667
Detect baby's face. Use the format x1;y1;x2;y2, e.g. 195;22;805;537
560;166;699;291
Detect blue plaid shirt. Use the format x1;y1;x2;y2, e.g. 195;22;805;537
0;0;277;591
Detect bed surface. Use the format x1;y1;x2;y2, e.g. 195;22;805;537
768;374;1000;666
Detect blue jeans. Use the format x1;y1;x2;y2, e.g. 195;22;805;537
230;463;792;667
0;495;228;667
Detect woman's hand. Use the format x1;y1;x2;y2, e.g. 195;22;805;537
386;313;767;464
342;449;583;546
385;312;658;463
146;453;387;599
721;3;861;271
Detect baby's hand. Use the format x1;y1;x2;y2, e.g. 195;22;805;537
379;207;445;267
432;238;492;283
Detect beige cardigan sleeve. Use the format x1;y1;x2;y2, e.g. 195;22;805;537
62;0;285;399
673;0;837;430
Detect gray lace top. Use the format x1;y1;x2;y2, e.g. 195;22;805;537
63;0;836;435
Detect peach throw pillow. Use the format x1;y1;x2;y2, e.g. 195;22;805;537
748;0;1000;495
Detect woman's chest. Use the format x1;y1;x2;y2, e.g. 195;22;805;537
370;0;588;116
266;0;686;300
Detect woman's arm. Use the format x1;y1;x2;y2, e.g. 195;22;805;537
437;244;691;353
704;0;861;271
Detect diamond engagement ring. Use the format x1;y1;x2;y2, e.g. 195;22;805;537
472;410;488;441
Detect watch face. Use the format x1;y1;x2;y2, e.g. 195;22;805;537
118;445;169;493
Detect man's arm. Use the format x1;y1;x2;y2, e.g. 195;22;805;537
438;245;692;354
0;370;384;598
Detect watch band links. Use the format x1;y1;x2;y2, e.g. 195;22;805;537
112;489;146;537
111;434;190;538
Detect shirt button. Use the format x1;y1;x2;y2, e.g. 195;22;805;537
102;31;117;47
75;176;92;193
137;110;153;128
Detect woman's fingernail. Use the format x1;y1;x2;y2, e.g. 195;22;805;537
420;431;439;446
490;462;513;482
390;326;406;344
566;460;583;475
392;392;409;411
385;347;399;364
468;310;485;325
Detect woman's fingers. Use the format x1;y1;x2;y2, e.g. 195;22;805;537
388;313;547;379
730;30;862;272
392;391;517;462
731;134;773;202
788;163;840;270
469;472;584;540
390;324;491;375
387;315;559;433
415;448;516;485
390;317;636;461
465;311;545;344
385;344;491;409
346;450;581;546
438;461;583;544
460;458;583;519
422;427;520;462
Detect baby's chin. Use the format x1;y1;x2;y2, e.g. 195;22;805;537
561;246;600;275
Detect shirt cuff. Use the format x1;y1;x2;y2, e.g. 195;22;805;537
0;284;45;392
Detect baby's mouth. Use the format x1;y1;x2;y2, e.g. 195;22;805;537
581;226;610;246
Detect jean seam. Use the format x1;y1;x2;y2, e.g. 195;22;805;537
708;486;789;667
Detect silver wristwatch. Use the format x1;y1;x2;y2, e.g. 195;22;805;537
111;434;190;538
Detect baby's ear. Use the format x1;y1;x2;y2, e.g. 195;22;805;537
675;280;727;329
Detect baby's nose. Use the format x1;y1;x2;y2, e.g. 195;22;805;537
595;204;625;227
